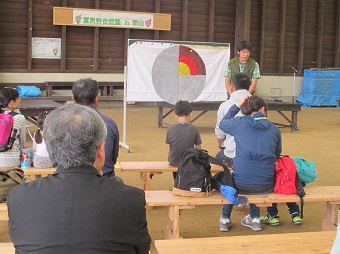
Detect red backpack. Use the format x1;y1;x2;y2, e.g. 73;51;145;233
274;156;297;194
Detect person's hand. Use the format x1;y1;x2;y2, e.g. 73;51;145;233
237;94;251;107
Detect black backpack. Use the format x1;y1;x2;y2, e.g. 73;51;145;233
173;148;235;197
173;148;213;197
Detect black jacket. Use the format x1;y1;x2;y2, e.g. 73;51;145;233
8;165;151;254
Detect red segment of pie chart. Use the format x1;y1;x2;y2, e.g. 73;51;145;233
179;45;206;75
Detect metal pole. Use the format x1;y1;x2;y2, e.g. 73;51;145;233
118;66;131;152
291;67;297;103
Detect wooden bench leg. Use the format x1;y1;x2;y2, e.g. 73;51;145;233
164;205;196;239
139;172;163;191
166;206;180;239
139;172;151;191
140;173;154;210
322;202;338;231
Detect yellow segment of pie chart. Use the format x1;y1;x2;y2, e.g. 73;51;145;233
178;62;190;75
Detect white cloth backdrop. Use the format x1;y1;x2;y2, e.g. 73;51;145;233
127;40;230;102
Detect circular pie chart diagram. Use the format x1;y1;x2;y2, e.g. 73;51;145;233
152;45;206;105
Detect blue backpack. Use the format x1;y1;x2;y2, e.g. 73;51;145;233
293;157;318;183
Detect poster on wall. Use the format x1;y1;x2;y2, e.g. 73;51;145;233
127;40;230;105
32;37;61;59
73;9;154;29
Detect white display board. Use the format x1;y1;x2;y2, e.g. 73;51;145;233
32;37;61;59
127;40;230;104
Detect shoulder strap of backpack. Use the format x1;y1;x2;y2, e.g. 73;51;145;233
208;155;234;187
8;111;18;117
0;169;24;185
296;174;305;218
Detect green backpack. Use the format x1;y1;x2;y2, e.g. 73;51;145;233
0;169;25;202
293;157;318;183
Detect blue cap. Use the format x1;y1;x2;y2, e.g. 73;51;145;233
220;185;248;205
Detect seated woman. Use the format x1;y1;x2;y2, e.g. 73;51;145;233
219;95;282;231
0;88;26;168
32;112;53;168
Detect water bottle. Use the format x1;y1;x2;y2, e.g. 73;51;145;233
21;147;33;169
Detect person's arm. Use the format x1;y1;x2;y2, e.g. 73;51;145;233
219;104;240;135
225;76;232;95
112;127;119;166
217;138;225;149
219;94;250;134
276;130;282;158
194;127;202;150
249;62;261;94
248;78;258;94
16;115;26;149
106;123;119;167
223;60;232;95
215;105;226;148
31;134;37;154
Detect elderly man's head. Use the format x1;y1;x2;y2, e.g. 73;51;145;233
44;104;107;171
72;78;99;106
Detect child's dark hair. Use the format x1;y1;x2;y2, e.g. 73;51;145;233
174;100;192;117
237;41;252;52
0;87;19;113
231;73;251;90
240;96;267;115
34;111;48;144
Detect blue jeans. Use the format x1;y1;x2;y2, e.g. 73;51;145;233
221;183;274;220
215;149;233;167
267;202;300;216
222;203;260;219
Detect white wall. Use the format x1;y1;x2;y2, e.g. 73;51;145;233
0;72;302;97
256;75;303;97
0;73;124;83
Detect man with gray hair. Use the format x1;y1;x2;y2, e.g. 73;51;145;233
7;104;151;254
72;77;121;182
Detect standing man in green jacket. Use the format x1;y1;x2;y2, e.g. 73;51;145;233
224;41;260;96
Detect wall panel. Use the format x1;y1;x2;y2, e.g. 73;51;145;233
0;0;28;70
321;1;337;68
249;0;262;64
262;0;281;73
303;0;319;69
0;0;339;75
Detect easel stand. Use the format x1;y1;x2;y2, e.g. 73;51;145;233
118;66;131;152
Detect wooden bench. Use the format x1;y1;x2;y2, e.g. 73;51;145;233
0;82;123;102
1;186;339;240
44;81;123;102
23;167;56;179
11;160;217;191
156;100;302;132
0;203;7;220
0;242;14;254
145;186;340;239
155;231;337;254
22;162;122;180
119;161;224;190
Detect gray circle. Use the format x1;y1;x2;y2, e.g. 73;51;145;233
152;46;206;105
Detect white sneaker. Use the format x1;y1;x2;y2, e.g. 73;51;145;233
219;216;232;232
241;214;262;231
